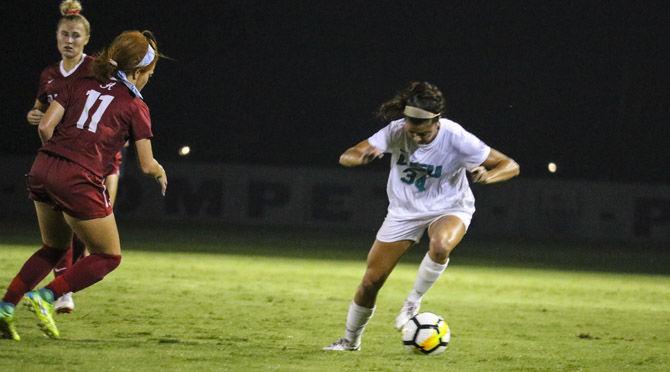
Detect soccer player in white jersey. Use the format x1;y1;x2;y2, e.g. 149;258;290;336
324;81;520;351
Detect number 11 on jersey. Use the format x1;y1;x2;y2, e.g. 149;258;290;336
76;90;115;133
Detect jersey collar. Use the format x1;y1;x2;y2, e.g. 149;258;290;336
59;54;87;77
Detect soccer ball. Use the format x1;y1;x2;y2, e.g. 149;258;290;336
401;312;450;355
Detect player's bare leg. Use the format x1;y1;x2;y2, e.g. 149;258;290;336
325;239;412;351
105;173;120;207
395;215;466;330
355;239;414;308
34;202;74;251
63;212;121;256
54;173;119;313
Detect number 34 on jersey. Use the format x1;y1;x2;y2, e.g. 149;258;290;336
397;152;443;192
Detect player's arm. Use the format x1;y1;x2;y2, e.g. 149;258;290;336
134;139;167;196
339;140;384;167
37;100;65;144
470;148;520;184
27;99;48;126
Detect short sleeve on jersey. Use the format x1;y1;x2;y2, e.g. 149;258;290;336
52;81;70;110
129;100;153;141
368;127;390;152
36;69;51;104
453;128;490;169
369;120;402;152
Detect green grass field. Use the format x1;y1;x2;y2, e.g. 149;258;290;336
1;222;669;371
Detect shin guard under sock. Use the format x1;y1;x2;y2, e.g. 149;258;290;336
46;253;122;298
53;247;73;278
2;245;67;305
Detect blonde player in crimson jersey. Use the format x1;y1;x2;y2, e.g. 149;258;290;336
0;30;166;341
324;81;520;351
25;0;124;314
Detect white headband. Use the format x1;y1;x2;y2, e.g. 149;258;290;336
108;44;155;69
403;105;440;119
136;44;155;68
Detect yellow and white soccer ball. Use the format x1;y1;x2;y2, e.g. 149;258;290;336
401;312;450;355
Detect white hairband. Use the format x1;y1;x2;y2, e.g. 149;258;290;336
136;44;155;68
403;106;440;119
108;44;155;69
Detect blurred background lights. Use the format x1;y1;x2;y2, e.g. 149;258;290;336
179;146;191;156
547;162;557;173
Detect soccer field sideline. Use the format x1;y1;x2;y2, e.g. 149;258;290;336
1;241;669;371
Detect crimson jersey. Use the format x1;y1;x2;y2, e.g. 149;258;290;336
40;77;153;178
36;55;94;104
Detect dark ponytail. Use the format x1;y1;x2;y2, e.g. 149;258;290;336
376;81;445;123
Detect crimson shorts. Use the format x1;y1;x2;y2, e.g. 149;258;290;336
105;150;123;177
27;152;112;220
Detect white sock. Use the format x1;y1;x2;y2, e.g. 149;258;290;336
344;301;375;345
406;253;449;303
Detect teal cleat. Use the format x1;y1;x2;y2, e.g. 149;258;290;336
0;302;20;341
23;290;60;339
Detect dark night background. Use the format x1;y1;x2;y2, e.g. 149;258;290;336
2;1;668;183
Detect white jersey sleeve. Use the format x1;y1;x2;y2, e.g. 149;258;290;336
368;119;404;152
448;124;491;170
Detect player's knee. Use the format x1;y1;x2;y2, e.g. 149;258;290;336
97;253;122;274
360;274;386;295
44;237;72;251
83;254;122;283
429;238;453;262
36;244;68;262
107;254;122;271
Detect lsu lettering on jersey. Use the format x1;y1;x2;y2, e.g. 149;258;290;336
368;118;490;219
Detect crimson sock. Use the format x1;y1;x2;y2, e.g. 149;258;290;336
53;246;73;277
2;245;67;305
46;253;122;298
72;234;86;264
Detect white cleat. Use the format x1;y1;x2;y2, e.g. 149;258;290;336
54;292;75;314
395;300;420;330
322;337;360;351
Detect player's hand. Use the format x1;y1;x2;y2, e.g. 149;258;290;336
27;109;44;126
339;141;384;167
155;166;168;196
362;147;384;163
470;166;489;184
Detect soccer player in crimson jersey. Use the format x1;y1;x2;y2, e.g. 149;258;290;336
25;0;125;313
0;30;167;340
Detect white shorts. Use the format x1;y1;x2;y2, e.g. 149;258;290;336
375;210;474;243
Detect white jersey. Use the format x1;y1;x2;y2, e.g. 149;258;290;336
368;118;490;219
